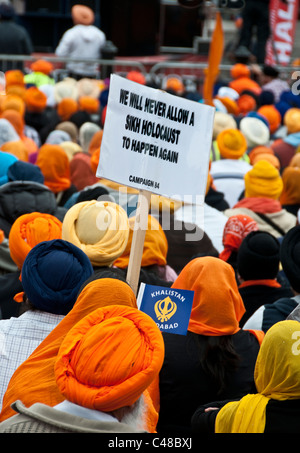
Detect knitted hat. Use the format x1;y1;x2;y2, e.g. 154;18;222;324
244;160;283;199
61;200;130;267
284;108;300;134
71;4;94;25
9;212;62;269
217;128;247;159
240;117;270;147
20;239;93;314
257;105;281;134
237;230;280;280
7;160;44;184
24;86;47;113
213;112;237;139
54;305;164;412
280;225;300;293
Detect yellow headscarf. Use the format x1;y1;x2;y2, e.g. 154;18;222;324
62;200;129;267
215;320;300;433
244;160;283;200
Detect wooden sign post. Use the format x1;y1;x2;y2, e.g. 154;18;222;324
96;74;215;295
126;189;151;295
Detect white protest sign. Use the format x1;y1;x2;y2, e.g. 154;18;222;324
97;74;215;204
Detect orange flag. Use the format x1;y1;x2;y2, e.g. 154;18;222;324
203;11;224;106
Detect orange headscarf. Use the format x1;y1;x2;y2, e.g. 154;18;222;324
1;109;38;156
0;278;138;422
36;144;71;193
1;140;28;162
8;212;62;270
55;305;164;416
172;256;249;336
70;152;98;191
280;167;300;205
88;129;103;156
219;214;259;262
114;215;168;269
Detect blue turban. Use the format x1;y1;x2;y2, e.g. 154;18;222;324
7;161;44;185
21;239;93;315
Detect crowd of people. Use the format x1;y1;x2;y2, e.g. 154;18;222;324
0;2;300;436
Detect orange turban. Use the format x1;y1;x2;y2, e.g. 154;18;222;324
230;64;250;79
78;96;99;114
252;152;280;170
90;146;100;174
0;278;138;422
1;109;38;156
8;212;62;270
30;59;54;75
237;94;257;114
57;98;78;121
284;108;300;134
36;144;71;193
216;96;239;115
248;145;274;165
24;87;47;113
280;167;300;205
217;128;247;159
1;95;25;116
164;76;184;94
126;71;146;85
6;85;26;99
257;105;281;134
244;160;283;200
71;4;94;25
55;305;165;413
0;229;4;244
171;256;246;336
114;215;168;269
5;70;24;88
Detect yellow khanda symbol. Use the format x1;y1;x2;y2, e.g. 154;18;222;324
154;296;177;322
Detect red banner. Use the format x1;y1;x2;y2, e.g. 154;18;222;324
265;0;298;65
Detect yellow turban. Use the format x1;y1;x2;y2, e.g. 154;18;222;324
114;215;168;269
9;212;62;270
217;128;247;159
244;160;283;200
62;200;130;267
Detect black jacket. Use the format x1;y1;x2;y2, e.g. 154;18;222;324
157;329;260;434
239;283;293;326
0;181;66;236
191;398;300;433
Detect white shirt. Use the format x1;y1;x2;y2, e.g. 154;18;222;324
210;159;252;208
55;24;106;76
0;310;64;410
174;202;228;253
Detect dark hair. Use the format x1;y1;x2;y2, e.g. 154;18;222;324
194;334;241;395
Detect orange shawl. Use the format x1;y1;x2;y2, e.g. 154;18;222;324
280;166;300;205
171;256;264;343
114;215;168;269
36;144;71;193
0;278;137;422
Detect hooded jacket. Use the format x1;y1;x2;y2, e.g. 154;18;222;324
0;181;66;236
55;25;106;77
